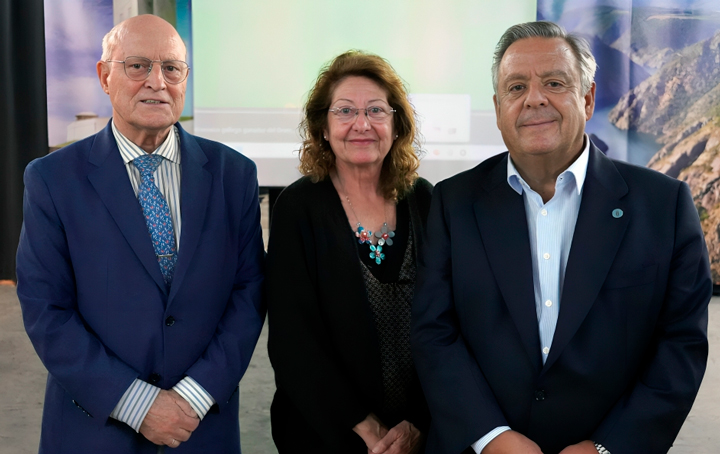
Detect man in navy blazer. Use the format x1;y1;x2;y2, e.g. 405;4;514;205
412;21;711;454
16;15;264;453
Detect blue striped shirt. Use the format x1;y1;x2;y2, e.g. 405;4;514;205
508;138;588;365
108;121;216;432
472;137;590;453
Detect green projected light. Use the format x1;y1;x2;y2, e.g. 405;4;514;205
194;0;534;110
192;0;536;185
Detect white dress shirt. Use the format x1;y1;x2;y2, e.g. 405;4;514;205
472;137;590;453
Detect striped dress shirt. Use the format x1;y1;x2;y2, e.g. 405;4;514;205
472;137;590;453
108;121;216;432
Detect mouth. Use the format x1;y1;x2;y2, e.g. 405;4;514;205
348;139;375;145
520;119;555;128
141;100;166;105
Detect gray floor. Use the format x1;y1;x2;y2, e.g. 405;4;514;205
1;283;718;453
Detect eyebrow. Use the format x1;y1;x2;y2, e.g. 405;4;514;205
503;70;571;83
539;70;572;79
332;98;388;104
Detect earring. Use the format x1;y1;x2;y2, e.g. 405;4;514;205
324;136;328;140
394;135;399;139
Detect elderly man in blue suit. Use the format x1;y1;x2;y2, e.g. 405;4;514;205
16;14;264;453
412;21;711;454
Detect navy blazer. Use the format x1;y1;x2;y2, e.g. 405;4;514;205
16;121;265;454
412;145;711;454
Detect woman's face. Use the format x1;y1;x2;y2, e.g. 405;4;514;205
324;76;396;173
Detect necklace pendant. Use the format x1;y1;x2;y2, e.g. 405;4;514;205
369;244;386;265
374;222;395;246
343;192;391;264
355;225;373;244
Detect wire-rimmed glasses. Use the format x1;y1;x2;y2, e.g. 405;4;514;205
328;106;396;123
105;56;190;84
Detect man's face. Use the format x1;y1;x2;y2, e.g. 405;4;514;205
97;17;187;143
493;37;594;164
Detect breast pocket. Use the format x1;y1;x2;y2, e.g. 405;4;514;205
603;263;658;289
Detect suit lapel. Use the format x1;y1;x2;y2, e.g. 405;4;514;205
473;154;542;372
87;123;168;294
542;146;629;373
168;125;211;303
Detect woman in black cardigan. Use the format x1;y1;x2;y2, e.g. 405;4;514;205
266;50;432;454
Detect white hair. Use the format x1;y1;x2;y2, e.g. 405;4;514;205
100;22;127;61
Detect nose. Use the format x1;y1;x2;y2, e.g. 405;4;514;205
524;81;547;108
144;63;166;89
352;109;371;130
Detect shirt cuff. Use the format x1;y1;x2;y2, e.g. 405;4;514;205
471;426;512;453
109;379;161;432
173;376;216;420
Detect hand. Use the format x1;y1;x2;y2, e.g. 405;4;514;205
558;440;597;454
369;420;423;454
139;389;200;447
353;413;389;451
482;430;543;454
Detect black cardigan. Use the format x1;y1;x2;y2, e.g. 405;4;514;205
266;176;433;453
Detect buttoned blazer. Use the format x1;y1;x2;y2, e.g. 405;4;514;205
411;144;711;454
16;121;265;454
266;177;432;452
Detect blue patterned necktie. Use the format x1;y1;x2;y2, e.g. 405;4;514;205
133;154;177;287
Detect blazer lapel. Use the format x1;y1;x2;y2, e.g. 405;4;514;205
87;122;168;294
473;154;542;372
542;146;630;373
168;125;211;302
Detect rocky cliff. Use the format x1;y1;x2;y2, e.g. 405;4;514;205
609;30;720;281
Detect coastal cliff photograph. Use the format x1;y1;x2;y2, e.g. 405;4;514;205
541;0;720;282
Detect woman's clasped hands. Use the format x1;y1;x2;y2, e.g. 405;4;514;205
354;413;423;454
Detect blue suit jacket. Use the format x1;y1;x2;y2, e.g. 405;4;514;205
411;145;711;454
16;122;265;453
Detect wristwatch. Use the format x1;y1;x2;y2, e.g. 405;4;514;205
594;442;611;454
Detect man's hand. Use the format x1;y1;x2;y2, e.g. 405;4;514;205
139;389;199;447
369;420;423;454
558;440;597;454
353;412;389;452
482;430;543;453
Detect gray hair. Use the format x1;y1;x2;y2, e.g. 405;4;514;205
491;21;597;95
100;22;127;61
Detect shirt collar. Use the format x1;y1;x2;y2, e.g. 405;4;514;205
507;134;590;196
111;120;180;165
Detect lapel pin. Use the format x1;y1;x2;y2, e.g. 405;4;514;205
612;208;623;218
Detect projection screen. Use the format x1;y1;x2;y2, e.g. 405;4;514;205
192;0;536;186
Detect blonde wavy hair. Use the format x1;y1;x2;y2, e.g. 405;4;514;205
298;50;421;200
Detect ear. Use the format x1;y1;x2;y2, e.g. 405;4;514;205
493;94;501;129
97;61;110;95
584;82;596;121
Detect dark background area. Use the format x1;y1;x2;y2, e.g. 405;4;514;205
0;0;48;280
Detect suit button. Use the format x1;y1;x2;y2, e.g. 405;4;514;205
149;373;162;384
165;316;175;326
535;390;546;401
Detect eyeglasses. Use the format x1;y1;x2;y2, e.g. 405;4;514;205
328;106;396;123
105;56;190;84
